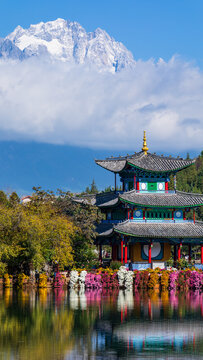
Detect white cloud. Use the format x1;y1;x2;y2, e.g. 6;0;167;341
0;56;203;153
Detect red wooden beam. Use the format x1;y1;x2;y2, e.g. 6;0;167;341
201;245;203;264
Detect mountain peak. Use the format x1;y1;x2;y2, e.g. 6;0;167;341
5;18;135;72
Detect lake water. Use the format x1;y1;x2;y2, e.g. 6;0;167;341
0;288;203;359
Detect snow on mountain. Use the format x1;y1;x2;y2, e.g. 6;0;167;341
0;38;26;60
6;18;135;72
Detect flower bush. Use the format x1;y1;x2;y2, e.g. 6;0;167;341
117;267;134;289
79;270;87;289
17;273;29;288
69;270;79;288
2;268;203;290
4;274;12;288
169;271;178;289
54;272;65;288
148;270;159;289
160;270;169;289
190;271;203;290
38;273;47;288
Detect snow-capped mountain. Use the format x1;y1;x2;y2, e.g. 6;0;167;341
0;38;26;60
5;18;135;72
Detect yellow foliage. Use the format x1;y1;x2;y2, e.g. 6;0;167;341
39;273;48;288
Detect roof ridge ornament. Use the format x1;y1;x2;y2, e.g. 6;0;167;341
142;130;149;155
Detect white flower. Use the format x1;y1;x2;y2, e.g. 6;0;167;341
69;270;79;288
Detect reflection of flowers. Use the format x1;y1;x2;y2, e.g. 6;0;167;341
69;289;79;309
117;290;134;310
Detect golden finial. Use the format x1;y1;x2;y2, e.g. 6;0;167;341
142;130;149;155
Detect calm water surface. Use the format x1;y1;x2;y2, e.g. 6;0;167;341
0;288;203;359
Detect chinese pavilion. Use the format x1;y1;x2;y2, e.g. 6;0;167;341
80;132;203;268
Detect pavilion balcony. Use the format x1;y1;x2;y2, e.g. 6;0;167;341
101;219;194;224
129;219;194;224
116;190;176;194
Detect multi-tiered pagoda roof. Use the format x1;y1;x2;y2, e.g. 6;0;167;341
96;151;195;173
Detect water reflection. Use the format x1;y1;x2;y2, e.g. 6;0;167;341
0;289;202;359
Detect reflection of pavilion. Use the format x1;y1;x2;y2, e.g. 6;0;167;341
94;318;203;358
114;321;203;349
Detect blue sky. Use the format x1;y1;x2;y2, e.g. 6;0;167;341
1;0;203;65
0;0;203;195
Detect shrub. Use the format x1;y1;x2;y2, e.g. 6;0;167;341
160;270;170;289
148;271;159;289
17;273;29;288
110;261;122;270
4;274;12;288
38;273;47;288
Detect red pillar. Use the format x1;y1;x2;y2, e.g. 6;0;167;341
99;245;102;261
178;243;181;261
128;209;130;220
193;209;195;224
189;244;192;262
201;245;203;264
136;181;140;191
124;244;128;264
134;175;136;190
172;210;174;220
121;240;124;264
165;182;168;191
183;210;186;220
131;210;133;220
148;242;152;264
143;209;146;220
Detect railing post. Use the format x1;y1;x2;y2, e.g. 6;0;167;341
201;245;203;264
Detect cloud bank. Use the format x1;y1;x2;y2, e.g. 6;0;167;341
0;56;202;153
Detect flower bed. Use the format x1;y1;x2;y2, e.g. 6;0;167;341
2;267;203;290
66;267;203;291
